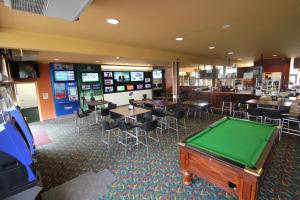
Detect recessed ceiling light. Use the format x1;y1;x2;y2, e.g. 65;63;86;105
116;56;120;59
223;24;231;29
237;58;242;61
272;54;278;57
53;58;59;61
208;46;215;50
175;37;184;41
95;61;100;63
106;18;120;25
227;52;234;55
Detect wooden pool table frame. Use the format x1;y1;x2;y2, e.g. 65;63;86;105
178;124;279;200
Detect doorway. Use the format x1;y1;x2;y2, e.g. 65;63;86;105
15;83;41;123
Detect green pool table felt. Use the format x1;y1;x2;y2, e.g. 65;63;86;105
186;118;276;168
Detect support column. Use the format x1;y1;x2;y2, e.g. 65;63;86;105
172;59;180;103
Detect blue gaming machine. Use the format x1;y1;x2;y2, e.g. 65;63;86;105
50;63;80;116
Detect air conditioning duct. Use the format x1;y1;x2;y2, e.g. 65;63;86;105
3;0;93;21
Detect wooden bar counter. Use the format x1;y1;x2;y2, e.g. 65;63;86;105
180;86;259;108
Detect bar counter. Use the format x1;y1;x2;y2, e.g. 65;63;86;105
180;86;259;107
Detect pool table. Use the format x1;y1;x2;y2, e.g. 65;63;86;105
179;117;279;200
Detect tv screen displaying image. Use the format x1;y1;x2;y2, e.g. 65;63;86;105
145;84;152;89
114;72;130;82
81;84;91;90
103;72;113;78
92;83;101;90
137;84;144;90
130;72;144;82
153;70;162;79
18;62;39;79
105;86;114;93
145;78;151;83
117;85;125;92
54;71;75;82
104;79;113;85
82;72;99;82
126;84;134;91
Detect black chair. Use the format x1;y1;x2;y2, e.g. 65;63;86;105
222;96;232;116
99;108;110;121
101;120;118;146
168;109;187;139
109;103;117;109
138;119;161;157
129;99;136;106
74;110;90;136
264;109;282;125
110;112;124;121
247;108;264;123
117;120;138;155
153;108;167;135
233;99;249;119
144;103;154;110
137;111;153;124
281;112;300;137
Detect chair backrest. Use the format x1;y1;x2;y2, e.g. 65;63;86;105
153;108;165;117
109;103;117;109
144;103;154;110
101;108;110;116
117;120;128;131
101;120;111;131
223;96;231;102
247;108;263;116
176;110;185;119
264;109;282;119
129;99;135;105
141;119;158;132
110;112;122;120
143;112;153;121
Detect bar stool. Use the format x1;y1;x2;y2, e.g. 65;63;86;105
233;99;249;119
168;109;187;139
137;111;153;124
100;120;118;147
117;120;138;155
222;96;233;116
153;108;167;135
247;108;264;123
74;110;90;136
138;119;161;157
264;109;282;126
281;113;300;137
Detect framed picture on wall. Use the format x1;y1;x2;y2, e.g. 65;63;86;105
145;78;151;83
103;72;113;78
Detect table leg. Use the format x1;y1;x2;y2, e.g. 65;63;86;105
183;170;191;186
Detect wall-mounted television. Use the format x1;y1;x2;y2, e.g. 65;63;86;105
136;84;144;90
92;83;101;90
104;79;113;85
54;70;75;82
153;70;162;79
81;84;91;90
145;84;152;89
114;72;130;82
103;72;113;78
11;61;40;79
82;72;99;82
117;85;125;92
105;86;114;93
130;72;144;82
126;84;134;91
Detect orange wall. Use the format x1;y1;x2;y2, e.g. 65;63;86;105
37;63;56;120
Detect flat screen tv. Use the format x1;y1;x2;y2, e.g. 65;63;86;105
114;72;130;82
153;70;162;79
130;72;144;82
104;79;113;85
103;71;113;78
92;83;101;90
145;84;152;89
105;86;114;93
54;71;75;82
136;84;144;90
117;85;125;92
82;72;99;82
126;84;134;91
12;61;40;79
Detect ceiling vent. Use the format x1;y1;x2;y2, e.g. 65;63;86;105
3;0;93;21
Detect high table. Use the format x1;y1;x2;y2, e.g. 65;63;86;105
133;99;176;109
181;100;209;119
246;99;292;110
86;100;111;123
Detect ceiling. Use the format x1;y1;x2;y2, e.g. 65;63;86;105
0;0;300;64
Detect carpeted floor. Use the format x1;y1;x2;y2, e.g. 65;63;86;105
30;114;300;199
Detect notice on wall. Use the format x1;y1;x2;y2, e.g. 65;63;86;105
54;83;66;99
42;93;49;100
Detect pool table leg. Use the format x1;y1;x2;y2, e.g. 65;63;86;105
183;170;192;186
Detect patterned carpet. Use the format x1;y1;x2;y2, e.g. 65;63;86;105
29;114;300;199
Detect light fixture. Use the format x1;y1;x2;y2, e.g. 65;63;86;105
175;37;184;41
95;61;100;63
53;58;59;61
223;24;231;29
116;56;120;59
227;52;234;55
106;18;120;25
272;54;278;57
208;46;215;50
237;58;242;61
